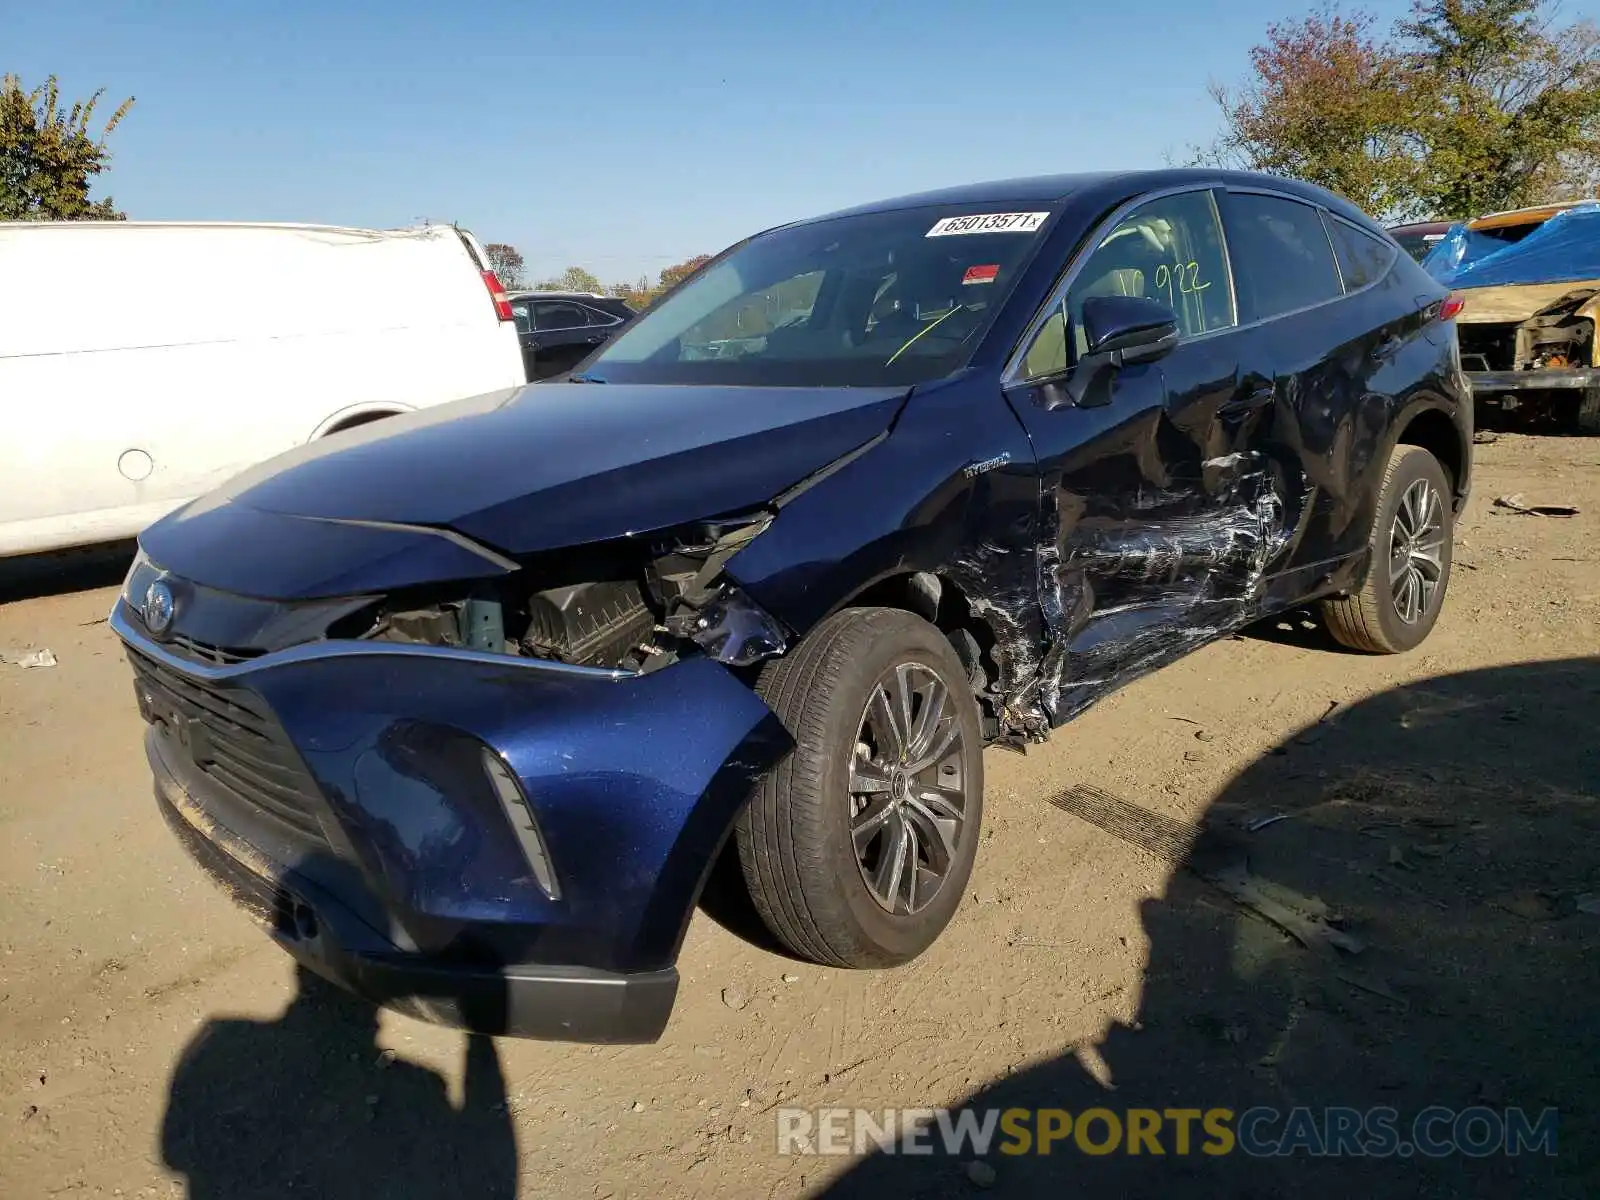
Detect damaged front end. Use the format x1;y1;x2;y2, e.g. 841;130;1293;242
1430;203;1600;426
344;512;790;674
1457;284;1599;406
114;509;802;1043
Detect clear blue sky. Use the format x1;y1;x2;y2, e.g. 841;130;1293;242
12;0;1417;285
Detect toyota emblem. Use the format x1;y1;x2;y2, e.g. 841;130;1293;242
143;577;176;637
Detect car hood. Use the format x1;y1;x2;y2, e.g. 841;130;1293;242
141;382;909;598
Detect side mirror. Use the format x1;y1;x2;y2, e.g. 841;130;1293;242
1043;294;1179;410
1081;294;1180;365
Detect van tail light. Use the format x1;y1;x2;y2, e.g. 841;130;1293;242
481;270;515;322
1439;293;1465;321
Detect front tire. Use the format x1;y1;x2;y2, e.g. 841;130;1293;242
735;607;983;967
1322;444;1454;653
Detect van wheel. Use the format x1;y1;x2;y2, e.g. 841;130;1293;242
323;411;397;437
1322;445;1454;654
735;607;983;967
1578;387;1600;436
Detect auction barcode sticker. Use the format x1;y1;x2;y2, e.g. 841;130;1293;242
926;212;1049;237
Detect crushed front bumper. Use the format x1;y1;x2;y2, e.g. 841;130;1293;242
114;603;789;1043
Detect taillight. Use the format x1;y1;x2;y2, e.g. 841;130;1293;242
482;270;514;321
1439;293;1465;321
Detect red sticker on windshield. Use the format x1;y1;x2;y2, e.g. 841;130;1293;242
963;264;1000;285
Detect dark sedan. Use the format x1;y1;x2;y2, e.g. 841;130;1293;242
115;170;1471;1042
1388;219;1453;262
509;291;634;380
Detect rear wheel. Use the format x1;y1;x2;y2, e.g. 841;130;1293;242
735;607;983;967
1322;444;1454;654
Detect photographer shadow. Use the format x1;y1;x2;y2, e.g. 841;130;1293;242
159;852;519;1199
822;657;1600;1199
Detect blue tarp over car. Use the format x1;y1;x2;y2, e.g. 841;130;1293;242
1423;202;1600;288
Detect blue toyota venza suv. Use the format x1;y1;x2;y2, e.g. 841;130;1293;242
116;170;1471;1042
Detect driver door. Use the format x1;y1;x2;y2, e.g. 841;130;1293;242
1003;186;1288;723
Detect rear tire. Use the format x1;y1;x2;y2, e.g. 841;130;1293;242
1322;444;1454;654
735;607;983;967
1577;387;1600;436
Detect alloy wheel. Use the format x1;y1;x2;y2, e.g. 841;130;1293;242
848;661;970;916
1388;477;1446;624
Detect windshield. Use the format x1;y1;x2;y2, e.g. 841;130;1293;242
584;205;1057;386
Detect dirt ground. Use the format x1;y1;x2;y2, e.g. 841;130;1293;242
1;431;1597;1199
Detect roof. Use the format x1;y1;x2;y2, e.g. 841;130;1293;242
792;169;1370;228
508;291;628;303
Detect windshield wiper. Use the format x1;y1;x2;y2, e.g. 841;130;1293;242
568;373;607;383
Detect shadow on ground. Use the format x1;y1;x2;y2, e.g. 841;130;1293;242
821;657;1600;1199
0;540;137;605
161;962;517;1199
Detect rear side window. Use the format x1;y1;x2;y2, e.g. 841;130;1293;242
580;304;622;326
1225;194;1342;320
1325;216;1397;292
533;302;589;331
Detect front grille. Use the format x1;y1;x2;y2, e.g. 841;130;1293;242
128;649;326;844
167;635;261;667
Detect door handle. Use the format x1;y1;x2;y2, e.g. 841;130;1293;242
584;335;604;344
1222;383;1275;414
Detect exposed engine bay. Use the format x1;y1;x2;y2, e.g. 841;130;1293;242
1458;288;1597;373
355;513;787;673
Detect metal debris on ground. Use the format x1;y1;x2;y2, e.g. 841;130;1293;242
14;649;58;669
1492;493;1580;517
1201;860;1366;958
1494;891;1570;921
1247;812;1292;834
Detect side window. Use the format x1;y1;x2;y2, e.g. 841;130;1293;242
1225;194;1343;319
510;303;532;334
1065;190;1236;355
533;302;588;332
580;305;621;327
1022;303;1069;379
1324;216;1397;292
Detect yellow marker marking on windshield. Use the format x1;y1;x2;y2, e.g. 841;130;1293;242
886;305;967;366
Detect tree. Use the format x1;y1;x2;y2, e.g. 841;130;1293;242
535;265;604;294
657;254;714;292
1196;7;1427;217
1195;0;1600;219
610;274;656;310
0;74;134;220
1398;0;1600;215
482;242;524;287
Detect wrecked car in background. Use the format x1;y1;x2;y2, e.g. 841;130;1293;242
1388;218;1452;262
1425;201;1600;433
113;170;1471;1043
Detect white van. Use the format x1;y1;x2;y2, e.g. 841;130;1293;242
0;221;528;558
